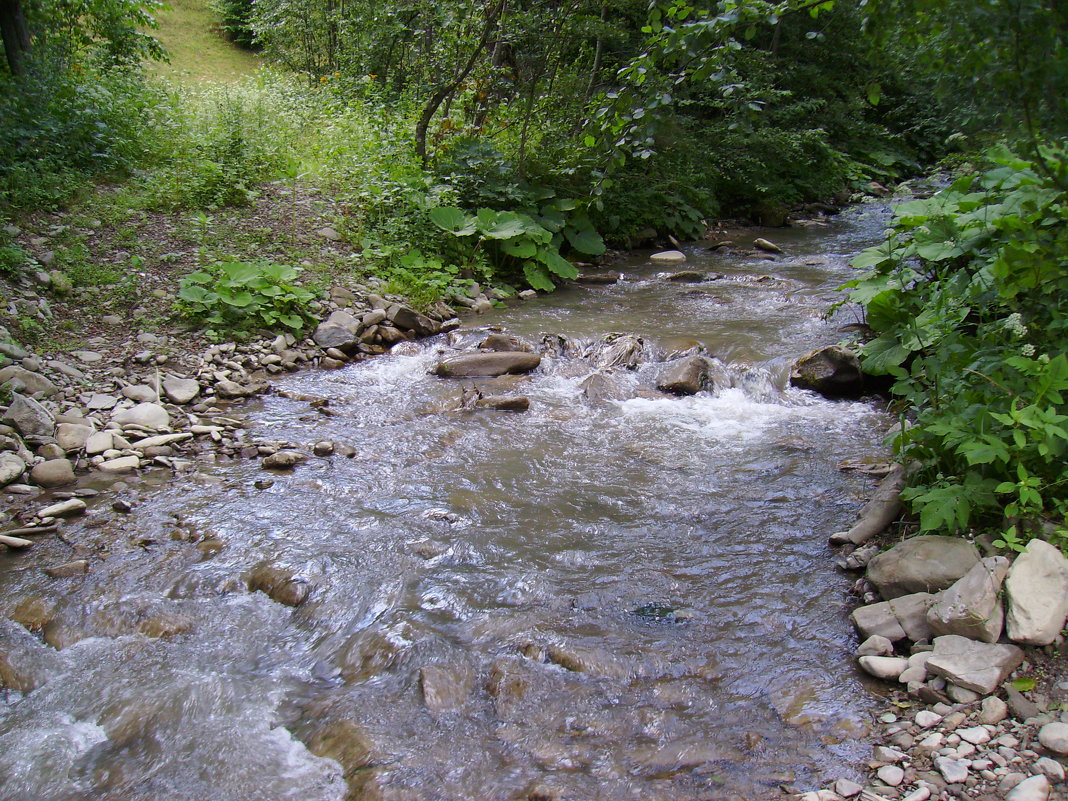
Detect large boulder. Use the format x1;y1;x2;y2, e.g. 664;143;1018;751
433;352;541;378
0;366;58;397
656;356;711;396
850;592;935;642
313;310;363;351
925;634;1024;695
789;345;863;397
1005;539;1068;646
3;394;54;438
867;536;981;600
927;556;1010;643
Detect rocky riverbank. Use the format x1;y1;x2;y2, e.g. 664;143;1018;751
796;512;1068;800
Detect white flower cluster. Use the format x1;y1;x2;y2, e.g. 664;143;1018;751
1003;312;1028;338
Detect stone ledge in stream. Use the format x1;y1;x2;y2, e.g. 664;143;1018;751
432;351;542;378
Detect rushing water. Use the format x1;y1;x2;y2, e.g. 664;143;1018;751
0;203;898;801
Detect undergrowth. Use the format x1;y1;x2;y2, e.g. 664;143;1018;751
842;144;1068;552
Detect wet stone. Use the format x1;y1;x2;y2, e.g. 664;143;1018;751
420;664;471;714
44;560;89;578
247;564;309;607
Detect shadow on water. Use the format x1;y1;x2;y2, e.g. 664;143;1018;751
0;202;899;800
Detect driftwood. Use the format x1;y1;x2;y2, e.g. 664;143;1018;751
830;464;906;546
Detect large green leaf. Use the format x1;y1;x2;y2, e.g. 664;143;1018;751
523;261;556;292
563;226;606;256
476;210;527;239
536;248;579;279
220;261;263;284
501;238;537;258
430;206;476;236
177;284;215;304
860;334;910;375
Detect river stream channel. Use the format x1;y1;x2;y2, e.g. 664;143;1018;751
1;200;901;801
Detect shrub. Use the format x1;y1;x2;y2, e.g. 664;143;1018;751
842;144;1068;551
176;258;316;339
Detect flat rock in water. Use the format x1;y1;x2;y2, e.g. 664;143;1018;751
753;237;782;253
656;356;710;396
37;498;86;517
44;560;88;578
650;250;686;263
4;394;55;438
0;366;58;397
663;271;705;282
927;556;1009;642
479;333;532;353
866;535;980;599
925;634;1024;695
434;352;541;378
1004;538;1068;646
473;395;529;411
112;402;170;430
163;378;200;404
262;450;307;470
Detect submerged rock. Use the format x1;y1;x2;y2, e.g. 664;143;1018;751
247;564;309;606
420;664;471;714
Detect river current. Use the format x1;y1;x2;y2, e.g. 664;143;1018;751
0;201;897;800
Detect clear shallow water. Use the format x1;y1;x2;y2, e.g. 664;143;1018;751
0;204;896;801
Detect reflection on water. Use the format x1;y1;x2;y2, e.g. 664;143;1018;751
0;205;896;800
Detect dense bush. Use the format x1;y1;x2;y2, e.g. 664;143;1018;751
0;60;160;211
843;145;1068;550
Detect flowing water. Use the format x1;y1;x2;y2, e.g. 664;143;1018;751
0;203;898;801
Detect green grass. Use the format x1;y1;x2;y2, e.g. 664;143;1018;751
150;0;262;83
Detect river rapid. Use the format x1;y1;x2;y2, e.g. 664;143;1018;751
0;202;898;801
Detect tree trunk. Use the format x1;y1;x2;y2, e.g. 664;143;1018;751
414;1;502;165
0;0;31;75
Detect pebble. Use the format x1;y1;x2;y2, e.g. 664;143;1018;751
915;710;943;728
958;725;992;745
877;765;905;786
1038;721;1068;755
934;756;969;783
